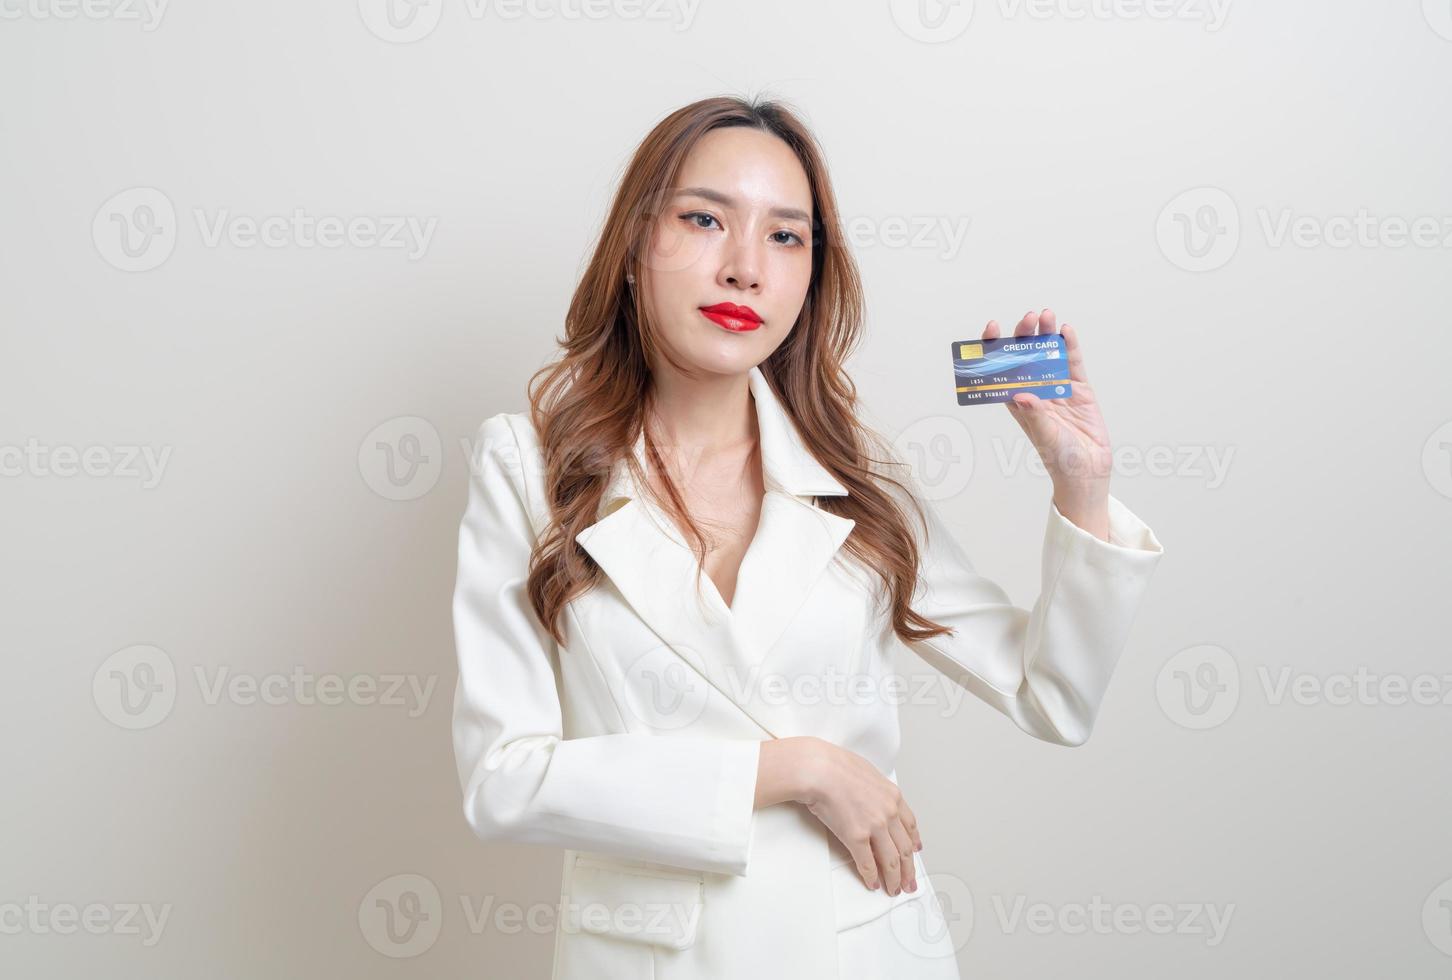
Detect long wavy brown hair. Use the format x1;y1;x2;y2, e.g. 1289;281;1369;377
522;94;953;649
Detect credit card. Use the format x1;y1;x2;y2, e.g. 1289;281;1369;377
951;333;1072;406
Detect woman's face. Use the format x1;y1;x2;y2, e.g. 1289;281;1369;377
637;126;815;378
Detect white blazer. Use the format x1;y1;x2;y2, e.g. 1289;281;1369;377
451;364;1165;979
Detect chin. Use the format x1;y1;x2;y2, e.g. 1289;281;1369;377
675;341;766;378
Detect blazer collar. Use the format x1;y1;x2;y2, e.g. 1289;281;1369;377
575;364;857;739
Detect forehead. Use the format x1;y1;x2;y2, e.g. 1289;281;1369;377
672;127;813;216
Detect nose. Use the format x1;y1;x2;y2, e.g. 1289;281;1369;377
717;234;763;292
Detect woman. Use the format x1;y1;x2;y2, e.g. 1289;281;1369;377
451;95;1165;979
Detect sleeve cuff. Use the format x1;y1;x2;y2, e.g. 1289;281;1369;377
1049;492;1165;558
711;738;761;877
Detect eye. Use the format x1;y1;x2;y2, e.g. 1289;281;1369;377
680;211;807;248
680;211;721;230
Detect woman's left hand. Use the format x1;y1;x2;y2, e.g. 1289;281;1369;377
984;308;1113;540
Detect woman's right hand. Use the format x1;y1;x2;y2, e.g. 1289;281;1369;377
754;736;921;896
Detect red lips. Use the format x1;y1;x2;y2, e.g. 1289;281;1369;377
699;302;762;332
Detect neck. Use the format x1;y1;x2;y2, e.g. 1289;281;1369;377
643;367;760;488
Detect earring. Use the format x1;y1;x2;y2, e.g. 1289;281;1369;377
625;272;636;285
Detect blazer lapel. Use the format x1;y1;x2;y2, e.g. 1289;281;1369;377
573;365;856;739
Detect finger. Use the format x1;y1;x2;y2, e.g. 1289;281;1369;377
871;829;905;896
982;319;1001;342
1015;309;1037;337
1061;322;1089;384
1038;307;1058;335
850;839;880;891
887;820;917;893
898;796;923;853
1007;392;1047;436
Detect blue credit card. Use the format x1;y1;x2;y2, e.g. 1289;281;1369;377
952;333;1072;406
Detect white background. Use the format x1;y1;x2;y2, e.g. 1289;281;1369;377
3;0;1450;976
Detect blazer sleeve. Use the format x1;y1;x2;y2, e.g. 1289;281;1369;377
451;414;762;877
901;486;1165;746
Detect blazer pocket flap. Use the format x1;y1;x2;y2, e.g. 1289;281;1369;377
564;856;705;951
830;849;932;932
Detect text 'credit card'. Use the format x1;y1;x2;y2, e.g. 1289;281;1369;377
952;333;1072;406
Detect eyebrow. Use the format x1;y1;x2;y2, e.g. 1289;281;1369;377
670;186;812;224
